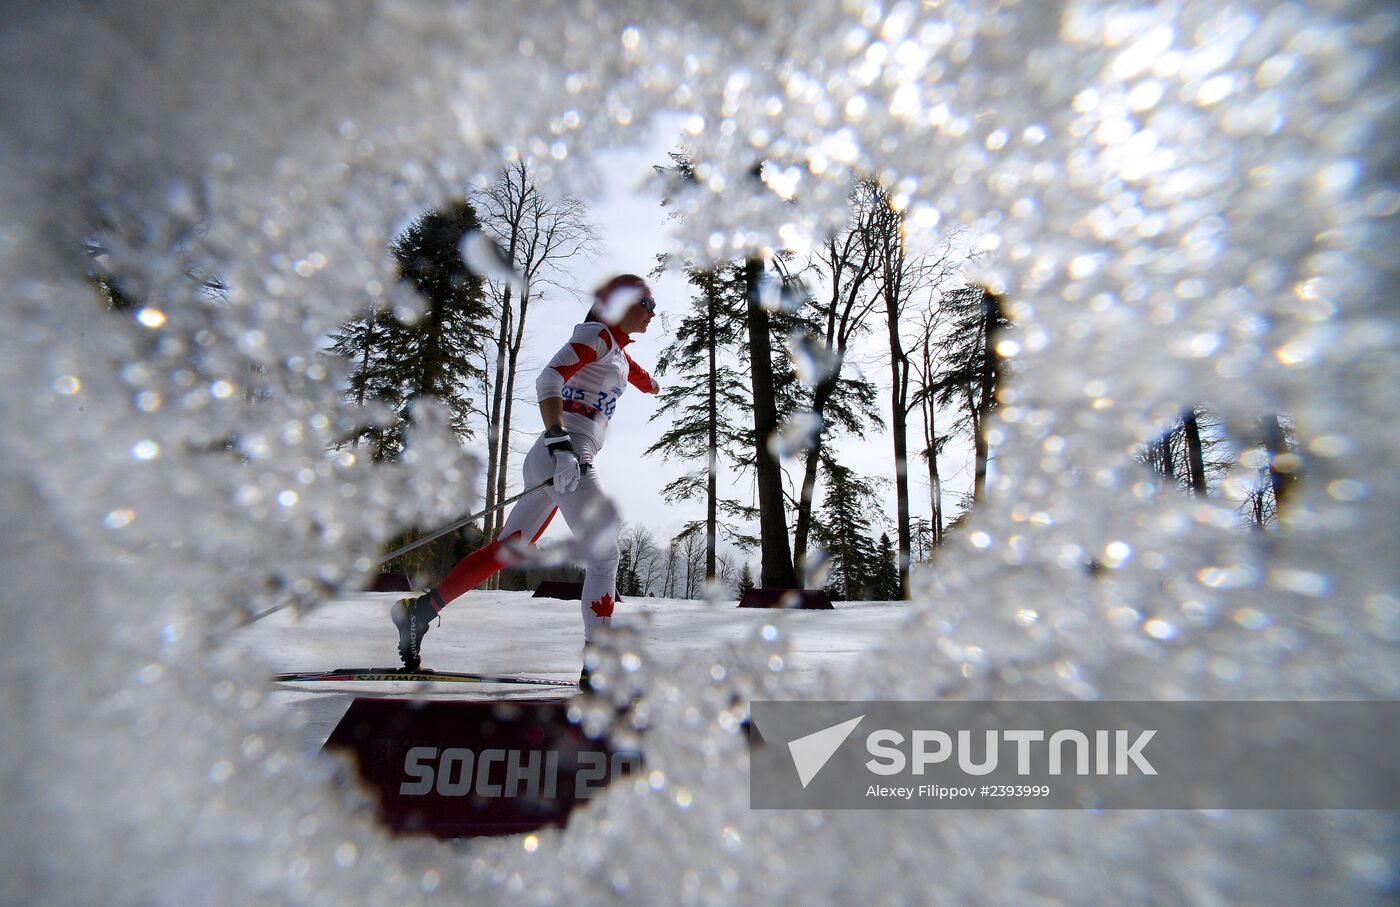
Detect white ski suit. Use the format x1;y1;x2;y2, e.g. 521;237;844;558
429;321;658;641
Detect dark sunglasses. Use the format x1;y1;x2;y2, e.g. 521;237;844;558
638;295;656;314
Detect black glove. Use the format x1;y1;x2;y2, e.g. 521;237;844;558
544;426;576;458
545;427;582;491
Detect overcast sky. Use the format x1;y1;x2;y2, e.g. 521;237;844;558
494;123;976;565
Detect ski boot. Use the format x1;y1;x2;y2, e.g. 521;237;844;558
579;641;600;692
390;589;444;671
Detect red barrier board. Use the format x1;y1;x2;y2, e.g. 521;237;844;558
323;698;641;837
738;588;834;609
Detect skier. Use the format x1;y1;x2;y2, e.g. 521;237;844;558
391;274;660;688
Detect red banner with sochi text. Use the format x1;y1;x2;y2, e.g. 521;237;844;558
323;698;641;837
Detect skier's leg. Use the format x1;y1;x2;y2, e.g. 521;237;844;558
431;493;557;607
392;436;556;668
551;457;622;643
548;457;621;690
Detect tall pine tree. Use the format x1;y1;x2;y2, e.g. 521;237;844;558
329;200;492;460
933;285;1011;502
871;532;901;600
646;261;758;574
813;459;880;601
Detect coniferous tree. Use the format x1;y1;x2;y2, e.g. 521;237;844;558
813;460;880;601
654;153;811;589
745;258;799;589
910;517;933;563
737;562;755;597
933;285;1012;502
871;532;901;600
617;547;635;597
330;200;491;460
647;262;758;573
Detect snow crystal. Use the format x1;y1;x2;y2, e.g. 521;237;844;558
2;0;1396;904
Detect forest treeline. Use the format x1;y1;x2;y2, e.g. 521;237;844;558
305;155;1300;601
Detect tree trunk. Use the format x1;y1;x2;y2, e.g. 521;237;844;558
881;274;912;598
971;292;1002;504
923;395;944;548
355;309;376;407
886;344;912;598
745;257;798;589
483;286;512;539
495;341;517;542
1182;408;1207;497
1261;412;1297;511
919;330;944;548
495;289;534;541
705;289;718;581
792;376;836;582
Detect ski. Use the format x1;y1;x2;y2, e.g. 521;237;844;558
272;667;578;688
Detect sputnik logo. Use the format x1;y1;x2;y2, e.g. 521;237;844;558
787;715;865;788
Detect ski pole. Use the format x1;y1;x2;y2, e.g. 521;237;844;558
376;477;553;564
233;467;585;629
376;463;588;566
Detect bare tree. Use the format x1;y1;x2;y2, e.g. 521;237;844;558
909;297;949;547
475;159;599;542
715;551;738;595
866;187;968;597
792;180;885;580
662;538;681;598
637;533;665;596
1181;408;1209;497
1236;413;1300;529
619;522;660;595
1139;407;1232;498
679;530;707;598
866;187;917;597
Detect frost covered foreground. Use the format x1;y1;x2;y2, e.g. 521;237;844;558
2;1;1397;904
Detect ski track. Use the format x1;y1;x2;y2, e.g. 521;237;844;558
234;589;907;750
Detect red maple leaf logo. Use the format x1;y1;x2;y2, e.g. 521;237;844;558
589;592;615;618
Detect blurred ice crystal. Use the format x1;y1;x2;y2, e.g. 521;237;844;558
767;410;823;458
459;229;528;294
2;0;1397;905
597;281;649;322
786;327;843;386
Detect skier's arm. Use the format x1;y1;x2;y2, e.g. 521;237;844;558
540;396;564;432
536;323;613;405
624;352;660;394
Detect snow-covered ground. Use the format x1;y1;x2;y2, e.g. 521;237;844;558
239;590;904;750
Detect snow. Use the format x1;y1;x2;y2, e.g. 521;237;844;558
241;590;905;748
